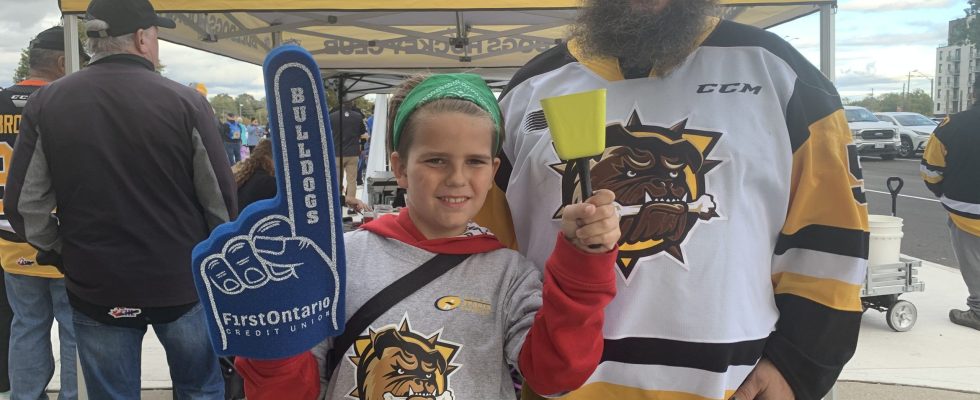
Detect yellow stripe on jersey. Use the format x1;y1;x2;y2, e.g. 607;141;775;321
533;382;735;400
772;272;863;312
783;110;869;235
474;184;518;250
921;136;947;171
0;237;63;278
950;213;980;237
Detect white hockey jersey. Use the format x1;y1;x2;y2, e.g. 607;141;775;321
476;19;869;400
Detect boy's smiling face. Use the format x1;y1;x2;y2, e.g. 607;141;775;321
390;111;500;239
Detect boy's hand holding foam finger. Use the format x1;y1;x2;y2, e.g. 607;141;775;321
560;189;621;254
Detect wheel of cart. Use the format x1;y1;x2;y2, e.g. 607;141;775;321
887;300;917;332
860;177;926;332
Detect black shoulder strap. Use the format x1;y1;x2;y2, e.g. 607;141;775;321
327;253;471;372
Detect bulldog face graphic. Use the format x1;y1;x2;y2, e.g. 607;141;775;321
348;318;460;400
552;110;722;280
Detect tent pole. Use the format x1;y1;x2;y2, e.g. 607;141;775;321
271;26;282;47
337;75;346;204
65;20;86;399
63;15;82;75
819;3;836;83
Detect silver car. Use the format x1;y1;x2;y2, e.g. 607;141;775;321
874;112;936;158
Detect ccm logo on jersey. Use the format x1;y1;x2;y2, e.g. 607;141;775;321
697;83;763;95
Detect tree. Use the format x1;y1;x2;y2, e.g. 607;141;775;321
209;93;238;118
965;1;980;46
12;48;30;83
844;89;934;116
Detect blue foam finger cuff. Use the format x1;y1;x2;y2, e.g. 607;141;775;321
192;45;346;359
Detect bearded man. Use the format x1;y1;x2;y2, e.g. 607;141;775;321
477;1;869;399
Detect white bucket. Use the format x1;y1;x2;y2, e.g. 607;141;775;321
868;215;904;266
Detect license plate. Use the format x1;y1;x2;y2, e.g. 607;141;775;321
875;143;885;149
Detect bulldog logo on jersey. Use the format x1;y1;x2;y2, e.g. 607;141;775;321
347;317;460;400
552;110;723;280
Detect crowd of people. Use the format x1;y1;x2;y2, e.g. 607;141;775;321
0;0;977;399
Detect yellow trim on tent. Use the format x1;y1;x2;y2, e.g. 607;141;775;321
60;0;836;13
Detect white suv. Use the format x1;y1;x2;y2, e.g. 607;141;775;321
844;106;900;160
874;112;936;158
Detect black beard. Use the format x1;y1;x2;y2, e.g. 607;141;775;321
571;0;718;76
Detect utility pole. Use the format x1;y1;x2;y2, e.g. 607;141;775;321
906;71;912;111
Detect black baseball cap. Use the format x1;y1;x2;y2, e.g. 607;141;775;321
85;0;176;38
30;26;91;62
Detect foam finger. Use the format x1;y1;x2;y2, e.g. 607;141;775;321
264;47;340;239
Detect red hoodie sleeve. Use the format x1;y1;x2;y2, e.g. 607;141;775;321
519;233;617;395
235;352;320;400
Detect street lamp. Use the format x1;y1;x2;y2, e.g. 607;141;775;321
905;70;934;111
238;103;243;117
911;69;933;98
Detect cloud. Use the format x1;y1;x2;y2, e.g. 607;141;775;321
159;42;265;98
841;0;959;11
0;3;62;87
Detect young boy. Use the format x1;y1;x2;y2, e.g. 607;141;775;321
236;74;621;400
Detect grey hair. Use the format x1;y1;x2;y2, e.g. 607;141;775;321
28;48;63;72
84;19;138;61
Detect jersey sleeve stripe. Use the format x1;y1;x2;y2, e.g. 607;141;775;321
919;164;943;183
782;110;869;236
772;248;867;286
921;136;947;169
774;225;869;260
941;196;980;216
772;272;863;312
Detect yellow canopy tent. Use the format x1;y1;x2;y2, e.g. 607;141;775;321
58;0;837;93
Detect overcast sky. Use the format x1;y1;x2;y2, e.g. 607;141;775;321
0;0;967;100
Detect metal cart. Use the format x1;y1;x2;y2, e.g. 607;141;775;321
860;177;926;332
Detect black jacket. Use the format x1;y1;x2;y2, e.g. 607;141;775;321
329;106;367;157
4;54;238;308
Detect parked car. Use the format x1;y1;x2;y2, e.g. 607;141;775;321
931;117;946;124
874;112;936;158
844;106;900;160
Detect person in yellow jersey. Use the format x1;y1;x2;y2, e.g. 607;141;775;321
921;80;980;332
0;26;88;400
479;0;869;399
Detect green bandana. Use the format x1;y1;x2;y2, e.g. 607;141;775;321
392;73;502;152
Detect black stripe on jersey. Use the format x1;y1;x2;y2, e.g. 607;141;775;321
703;20;842;152
851;187;867;204
500;43;576;99
601;336;766;373
920;159;946;172
522;109;549;132
495;151;513;192
765;294;862;400
774;225;869;259
942;203;980;220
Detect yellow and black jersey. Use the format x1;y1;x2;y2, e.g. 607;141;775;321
0;80;62;278
477;18;868;400
921;112;980;236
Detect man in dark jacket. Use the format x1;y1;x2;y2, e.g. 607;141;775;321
329;99;367;204
3;0;236;397
921;81;980;331
0;25;88;400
